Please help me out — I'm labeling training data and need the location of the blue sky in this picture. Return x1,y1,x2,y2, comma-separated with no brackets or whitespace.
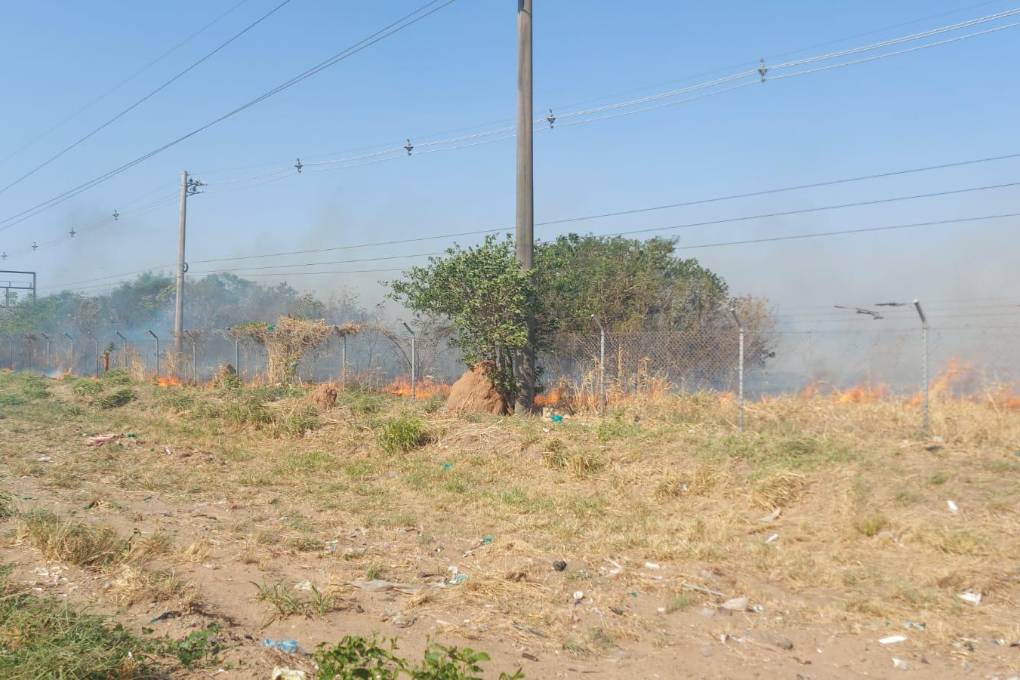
1,0,1018,329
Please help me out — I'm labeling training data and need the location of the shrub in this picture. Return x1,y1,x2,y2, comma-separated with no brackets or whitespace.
96,388,136,410
72,379,104,398
101,369,133,386
379,415,431,453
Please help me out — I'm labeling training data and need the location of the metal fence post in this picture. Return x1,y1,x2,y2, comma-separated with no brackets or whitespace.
341,335,348,387
591,315,607,414
63,333,74,374
92,337,100,377
234,336,240,375
191,336,197,383
730,307,745,432
7,336,14,370
41,333,50,370
402,322,416,400
115,331,128,369
913,299,929,434
147,330,159,376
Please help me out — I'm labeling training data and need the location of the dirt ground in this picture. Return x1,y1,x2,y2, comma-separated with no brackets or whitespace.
1,371,1018,678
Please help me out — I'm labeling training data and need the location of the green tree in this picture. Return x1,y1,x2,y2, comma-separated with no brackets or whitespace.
389,235,533,394
534,234,729,334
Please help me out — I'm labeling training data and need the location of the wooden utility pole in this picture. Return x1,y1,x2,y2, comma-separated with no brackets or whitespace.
515,0,536,413
174,170,189,360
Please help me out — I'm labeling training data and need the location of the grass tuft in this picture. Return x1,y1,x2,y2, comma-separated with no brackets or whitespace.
379,415,431,453
0,565,155,678
71,379,104,398
19,511,129,567
95,387,136,410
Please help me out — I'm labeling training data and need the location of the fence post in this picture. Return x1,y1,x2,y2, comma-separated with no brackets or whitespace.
41,333,50,370
92,337,100,377
913,299,929,434
115,331,128,369
7,336,14,370
63,333,74,374
191,337,197,383
402,322,416,400
147,330,159,376
730,307,745,432
591,315,607,414
341,335,348,387
234,337,240,375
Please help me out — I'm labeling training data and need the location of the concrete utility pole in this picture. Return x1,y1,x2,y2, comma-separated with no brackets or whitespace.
515,0,536,413
174,170,203,370
174,171,189,360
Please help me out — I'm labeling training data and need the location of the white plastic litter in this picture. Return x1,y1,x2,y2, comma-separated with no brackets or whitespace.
958,591,982,605
879,635,907,645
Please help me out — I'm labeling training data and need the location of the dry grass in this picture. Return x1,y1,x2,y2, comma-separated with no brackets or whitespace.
14,508,196,611
2,367,1019,657
17,511,130,568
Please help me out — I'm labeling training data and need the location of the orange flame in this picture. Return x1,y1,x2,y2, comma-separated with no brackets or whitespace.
534,387,566,408
385,377,451,400
833,383,888,404
155,375,182,387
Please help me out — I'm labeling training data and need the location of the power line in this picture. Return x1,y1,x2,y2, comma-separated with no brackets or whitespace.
39,209,1020,295
675,212,1019,250
0,0,256,168
0,0,295,198
196,8,1020,184
184,158,1020,265
0,0,459,233
4,3,1012,238
39,173,1020,284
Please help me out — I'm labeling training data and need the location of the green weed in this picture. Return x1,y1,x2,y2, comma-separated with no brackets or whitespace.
597,417,639,442
342,384,386,415
161,624,220,669
253,580,339,621
314,635,523,680
423,395,445,414
0,491,15,519
101,369,133,386
379,415,431,453
96,388,136,410
0,565,155,678
72,379,104,398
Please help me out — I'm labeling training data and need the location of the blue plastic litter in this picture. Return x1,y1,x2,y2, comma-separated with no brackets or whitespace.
550,414,564,423
263,639,299,653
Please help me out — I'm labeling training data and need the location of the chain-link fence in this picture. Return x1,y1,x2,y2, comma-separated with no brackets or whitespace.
3,321,1018,429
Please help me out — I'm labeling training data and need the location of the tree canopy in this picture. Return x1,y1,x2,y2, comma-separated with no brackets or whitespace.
389,235,531,392
534,234,729,334
389,233,774,397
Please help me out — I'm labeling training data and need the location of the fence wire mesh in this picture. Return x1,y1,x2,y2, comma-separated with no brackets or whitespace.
2,324,1018,413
